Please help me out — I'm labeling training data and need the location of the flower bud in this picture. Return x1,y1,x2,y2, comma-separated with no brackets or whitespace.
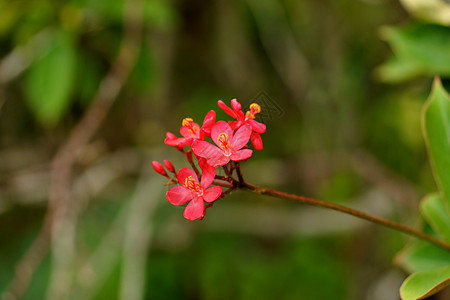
163,160,175,173
152,161,167,176
251,134,264,150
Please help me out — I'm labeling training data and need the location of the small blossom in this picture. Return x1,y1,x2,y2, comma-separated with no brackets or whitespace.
217,99,266,150
166,168,222,220
192,121,253,167
164,113,217,148
180,118,201,140
152,161,167,176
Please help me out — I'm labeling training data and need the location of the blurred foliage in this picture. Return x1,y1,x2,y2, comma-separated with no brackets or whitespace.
0,0,449,299
377,23,450,82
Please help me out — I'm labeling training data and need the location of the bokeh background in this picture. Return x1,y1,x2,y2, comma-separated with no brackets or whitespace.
0,0,443,299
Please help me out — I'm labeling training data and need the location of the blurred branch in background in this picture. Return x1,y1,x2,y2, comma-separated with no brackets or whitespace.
4,0,144,297
246,0,309,98
119,163,162,300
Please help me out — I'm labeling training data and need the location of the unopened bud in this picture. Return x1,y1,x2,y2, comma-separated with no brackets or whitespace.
152,161,167,176
163,160,175,173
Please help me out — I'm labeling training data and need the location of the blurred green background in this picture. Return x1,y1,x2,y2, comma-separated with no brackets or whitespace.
0,0,444,299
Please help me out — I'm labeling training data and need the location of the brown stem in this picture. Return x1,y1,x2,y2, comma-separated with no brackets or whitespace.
239,182,450,252
185,150,201,177
210,176,450,251
235,163,245,184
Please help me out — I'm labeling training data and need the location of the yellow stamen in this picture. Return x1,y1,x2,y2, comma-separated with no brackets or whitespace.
182,117,197,134
218,133,230,149
245,103,261,119
185,176,200,192
250,103,261,113
182,118,194,127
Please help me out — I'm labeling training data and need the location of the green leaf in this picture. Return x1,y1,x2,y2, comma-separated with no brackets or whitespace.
378,23,450,82
25,30,77,126
400,266,450,300
395,238,450,273
422,77,450,212
421,194,450,242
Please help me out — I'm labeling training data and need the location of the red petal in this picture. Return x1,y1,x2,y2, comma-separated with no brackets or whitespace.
177,168,199,186
203,186,222,202
202,110,216,128
164,136,193,147
248,119,266,133
199,158,216,189
166,186,193,205
231,99,245,120
165,132,177,140
192,140,223,158
231,99,242,111
230,149,253,161
211,121,233,149
217,100,237,118
183,197,205,220
228,121,239,130
207,154,230,167
230,124,252,150
251,133,263,150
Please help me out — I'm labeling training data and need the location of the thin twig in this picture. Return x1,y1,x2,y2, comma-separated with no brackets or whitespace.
240,182,450,252
185,150,201,177
235,163,245,184
207,170,450,252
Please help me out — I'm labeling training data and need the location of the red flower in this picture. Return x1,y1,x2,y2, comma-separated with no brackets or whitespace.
192,121,253,167
164,112,216,147
217,99,266,150
166,168,222,220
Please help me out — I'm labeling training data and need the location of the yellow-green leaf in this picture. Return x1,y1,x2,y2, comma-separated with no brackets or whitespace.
421,194,450,242
395,238,450,273
400,266,450,300
422,77,450,212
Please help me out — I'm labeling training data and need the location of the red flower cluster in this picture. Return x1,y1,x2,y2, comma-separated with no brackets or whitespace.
153,99,265,220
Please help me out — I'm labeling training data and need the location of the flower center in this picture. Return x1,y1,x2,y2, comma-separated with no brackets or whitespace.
217,133,232,155
182,118,198,134
185,176,202,195
245,103,261,120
